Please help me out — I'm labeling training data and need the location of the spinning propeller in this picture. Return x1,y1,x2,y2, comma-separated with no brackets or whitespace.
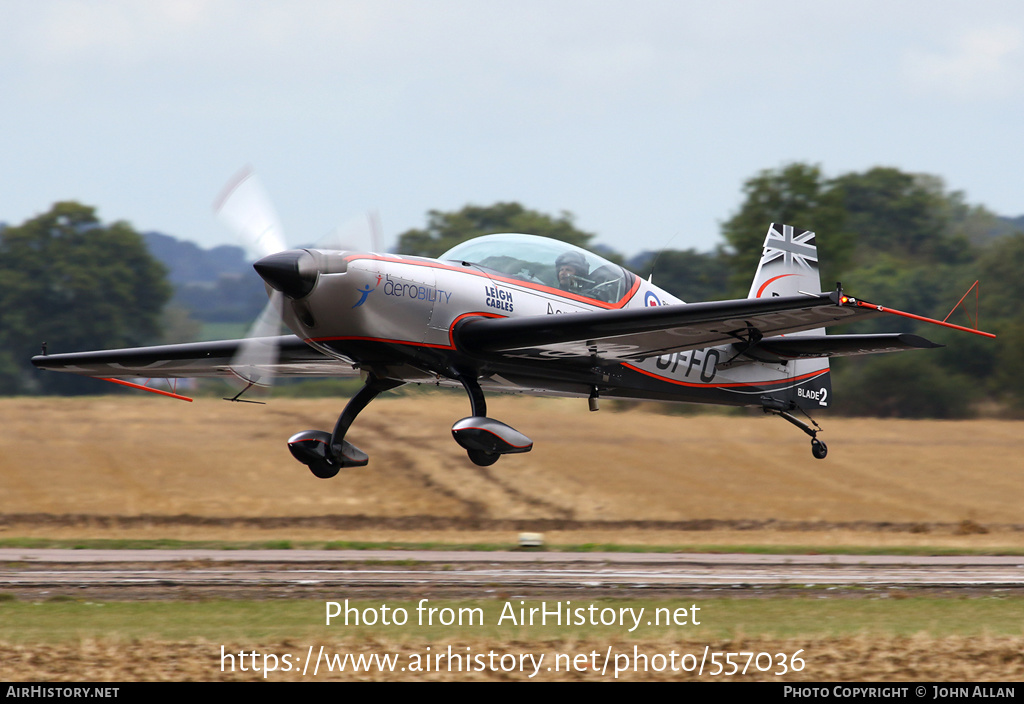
213,167,381,398
213,168,289,395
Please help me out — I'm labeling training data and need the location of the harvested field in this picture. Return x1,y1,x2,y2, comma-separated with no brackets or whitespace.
1,395,1022,548
3,635,1024,682
3,395,1024,682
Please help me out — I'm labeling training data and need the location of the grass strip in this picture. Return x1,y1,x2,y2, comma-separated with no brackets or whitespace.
2,537,1023,556
2,597,1023,643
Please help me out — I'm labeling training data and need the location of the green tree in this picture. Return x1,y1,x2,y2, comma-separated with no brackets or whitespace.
830,168,974,263
396,202,595,258
720,163,850,295
977,232,1024,323
0,202,172,394
832,354,978,419
973,233,1024,411
989,320,1024,414
632,247,731,302
721,162,1013,417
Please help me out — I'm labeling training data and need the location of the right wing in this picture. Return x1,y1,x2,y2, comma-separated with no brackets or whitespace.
453,291,883,362
453,291,993,364
31,335,361,379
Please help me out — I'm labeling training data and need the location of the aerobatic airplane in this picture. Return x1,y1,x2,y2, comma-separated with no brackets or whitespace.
31,174,995,477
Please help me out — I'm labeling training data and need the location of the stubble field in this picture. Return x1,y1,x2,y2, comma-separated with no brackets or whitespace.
3,394,1023,546
2,393,1023,681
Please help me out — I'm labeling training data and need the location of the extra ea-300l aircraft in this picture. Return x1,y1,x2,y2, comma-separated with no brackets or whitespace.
32,173,995,476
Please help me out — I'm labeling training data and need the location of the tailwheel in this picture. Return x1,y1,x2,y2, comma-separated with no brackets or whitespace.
762,397,828,460
811,438,828,460
467,449,500,467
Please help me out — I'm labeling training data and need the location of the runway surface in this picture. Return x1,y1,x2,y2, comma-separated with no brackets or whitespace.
3,549,1023,598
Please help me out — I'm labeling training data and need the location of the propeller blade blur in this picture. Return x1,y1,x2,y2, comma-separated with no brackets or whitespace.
228,290,284,388
214,166,287,259
320,210,381,252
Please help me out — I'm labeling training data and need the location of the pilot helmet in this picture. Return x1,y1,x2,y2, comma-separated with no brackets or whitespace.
555,250,589,276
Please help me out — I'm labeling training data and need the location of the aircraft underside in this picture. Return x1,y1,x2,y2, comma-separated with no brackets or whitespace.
293,337,832,473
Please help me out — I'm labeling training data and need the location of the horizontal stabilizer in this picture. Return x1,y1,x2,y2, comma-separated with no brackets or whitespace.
745,333,942,361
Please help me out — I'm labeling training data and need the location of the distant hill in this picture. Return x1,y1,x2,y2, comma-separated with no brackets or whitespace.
143,232,265,324
143,232,251,285
140,211,1024,325
1003,215,1024,233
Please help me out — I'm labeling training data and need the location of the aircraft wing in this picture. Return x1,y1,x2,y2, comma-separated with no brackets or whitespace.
453,292,988,363
31,335,360,379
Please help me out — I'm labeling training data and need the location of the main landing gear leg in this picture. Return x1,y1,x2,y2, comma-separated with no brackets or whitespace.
762,402,828,460
287,374,404,478
451,374,533,467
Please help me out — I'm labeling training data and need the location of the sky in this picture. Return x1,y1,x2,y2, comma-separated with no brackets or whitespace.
3,1,1024,259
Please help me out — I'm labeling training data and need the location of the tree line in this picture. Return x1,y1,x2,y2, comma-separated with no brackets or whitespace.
0,202,170,395
715,164,1023,417
394,165,1024,417
3,164,1021,415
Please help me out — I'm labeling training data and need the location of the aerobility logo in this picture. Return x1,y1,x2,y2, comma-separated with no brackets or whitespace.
380,274,453,305
352,274,383,308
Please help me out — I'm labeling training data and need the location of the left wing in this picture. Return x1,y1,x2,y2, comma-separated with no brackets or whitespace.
31,335,359,379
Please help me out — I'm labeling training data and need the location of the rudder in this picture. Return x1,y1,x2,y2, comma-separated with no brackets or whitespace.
748,223,831,410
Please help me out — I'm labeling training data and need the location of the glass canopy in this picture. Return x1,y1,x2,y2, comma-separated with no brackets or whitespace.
441,233,634,304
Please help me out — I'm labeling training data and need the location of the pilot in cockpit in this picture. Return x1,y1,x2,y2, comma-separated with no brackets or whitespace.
555,251,589,293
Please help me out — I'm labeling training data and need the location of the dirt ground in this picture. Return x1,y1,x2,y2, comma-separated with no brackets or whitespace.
4,635,1023,681
3,395,1023,682
2,395,1022,548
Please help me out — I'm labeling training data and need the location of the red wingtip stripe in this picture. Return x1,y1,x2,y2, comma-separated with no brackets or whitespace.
98,377,193,402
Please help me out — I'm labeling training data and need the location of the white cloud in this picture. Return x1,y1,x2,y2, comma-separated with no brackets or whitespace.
904,26,1024,100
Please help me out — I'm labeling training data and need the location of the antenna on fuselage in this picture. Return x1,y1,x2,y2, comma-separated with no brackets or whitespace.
645,230,682,285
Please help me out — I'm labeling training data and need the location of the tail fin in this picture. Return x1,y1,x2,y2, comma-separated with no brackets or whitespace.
747,223,822,299
749,224,832,410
